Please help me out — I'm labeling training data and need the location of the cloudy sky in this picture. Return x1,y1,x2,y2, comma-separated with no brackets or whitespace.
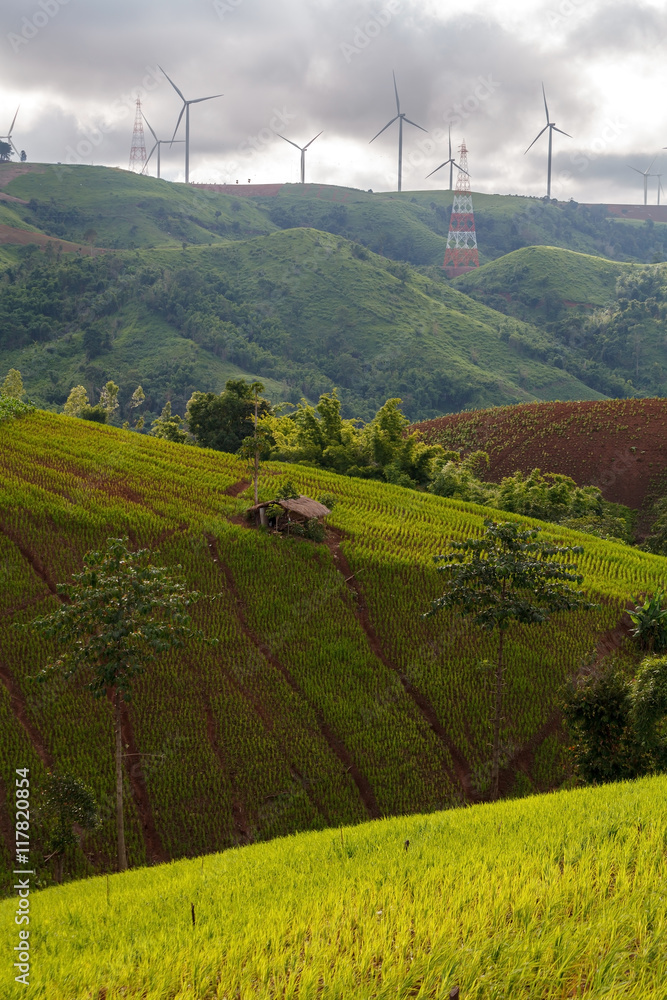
1,0,666,202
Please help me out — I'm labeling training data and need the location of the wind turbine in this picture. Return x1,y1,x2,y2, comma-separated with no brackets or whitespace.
370,71,428,193
525,84,572,199
656,174,664,206
141,113,184,180
159,66,222,183
425,125,469,189
0,107,20,158
628,157,657,206
277,131,323,184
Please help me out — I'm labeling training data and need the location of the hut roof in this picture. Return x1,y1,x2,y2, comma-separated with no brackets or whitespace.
247,494,331,518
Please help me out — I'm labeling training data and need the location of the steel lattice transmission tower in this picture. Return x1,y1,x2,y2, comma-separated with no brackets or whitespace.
442,139,479,277
128,98,147,172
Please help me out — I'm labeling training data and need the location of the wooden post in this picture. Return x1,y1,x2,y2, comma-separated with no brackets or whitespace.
259,508,268,528
449,988,460,1000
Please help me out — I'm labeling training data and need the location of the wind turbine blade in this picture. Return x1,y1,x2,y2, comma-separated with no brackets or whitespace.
159,65,186,102
277,134,302,151
143,144,157,171
552,126,572,138
525,124,549,153
452,161,470,175
448,124,452,158
647,155,657,172
189,94,223,105
142,114,158,143
541,83,550,122
170,105,186,144
304,130,323,149
8,107,19,135
392,70,400,114
425,161,449,178
369,116,399,142
628,166,645,175
403,117,428,133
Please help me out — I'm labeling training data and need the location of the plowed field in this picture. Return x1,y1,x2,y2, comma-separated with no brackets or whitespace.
414,398,667,509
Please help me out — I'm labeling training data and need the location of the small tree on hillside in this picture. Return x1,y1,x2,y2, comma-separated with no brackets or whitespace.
41,772,99,883
31,538,215,872
424,519,596,800
1,368,25,400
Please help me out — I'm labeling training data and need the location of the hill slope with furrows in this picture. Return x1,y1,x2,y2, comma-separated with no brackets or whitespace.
413,397,667,510
1,410,665,895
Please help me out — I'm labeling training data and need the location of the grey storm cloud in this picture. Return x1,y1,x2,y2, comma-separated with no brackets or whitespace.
0,0,665,198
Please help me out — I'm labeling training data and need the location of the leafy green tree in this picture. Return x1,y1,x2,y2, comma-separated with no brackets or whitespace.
186,379,272,453
99,380,120,420
31,538,214,872
629,590,667,653
129,385,146,430
425,519,595,800
41,773,99,883
562,653,667,784
63,385,89,417
0,140,12,162
150,401,188,444
1,368,24,400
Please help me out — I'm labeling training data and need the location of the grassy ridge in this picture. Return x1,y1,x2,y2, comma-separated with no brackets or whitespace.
1,411,665,898
1,774,666,998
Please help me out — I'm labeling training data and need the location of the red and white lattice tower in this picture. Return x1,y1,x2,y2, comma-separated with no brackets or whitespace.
442,139,479,277
128,97,147,172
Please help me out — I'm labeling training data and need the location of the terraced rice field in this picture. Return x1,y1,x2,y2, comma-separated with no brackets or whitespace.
0,410,664,893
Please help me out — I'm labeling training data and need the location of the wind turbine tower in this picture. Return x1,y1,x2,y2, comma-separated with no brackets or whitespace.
128,98,147,172
142,114,184,179
426,125,468,189
442,139,479,277
160,66,223,183
525,84,572,199
277,131,323,184
628,158,656,206
370,71,427,192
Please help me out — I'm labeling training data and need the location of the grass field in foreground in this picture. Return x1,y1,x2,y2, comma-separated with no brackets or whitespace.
1,774,666,999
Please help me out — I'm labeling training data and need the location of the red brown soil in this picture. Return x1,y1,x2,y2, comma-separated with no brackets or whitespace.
0,164,46,188
0,224,88,253
0,664,53,769
413,398,667,510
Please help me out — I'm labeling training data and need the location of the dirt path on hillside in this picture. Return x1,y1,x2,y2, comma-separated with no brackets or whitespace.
0,519,66,603
118,699,168,866
499,613,634,792
325,526,475,801
205,533,380,820
0,664,53,770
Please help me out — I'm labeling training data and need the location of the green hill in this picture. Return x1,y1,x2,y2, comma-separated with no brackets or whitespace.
3,164,667,266
454,246,667,397
0,228,606,423
1,774,666,998
1,410,664,899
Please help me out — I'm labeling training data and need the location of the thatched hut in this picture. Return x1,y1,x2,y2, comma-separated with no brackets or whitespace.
246,495,331,531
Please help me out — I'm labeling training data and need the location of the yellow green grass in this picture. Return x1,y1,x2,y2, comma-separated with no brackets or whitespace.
1,775,666,998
